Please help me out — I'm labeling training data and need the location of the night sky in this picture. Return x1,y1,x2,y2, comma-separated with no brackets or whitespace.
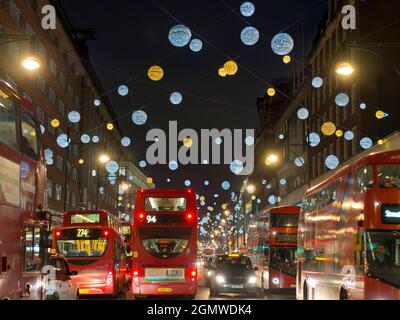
62,0,327,215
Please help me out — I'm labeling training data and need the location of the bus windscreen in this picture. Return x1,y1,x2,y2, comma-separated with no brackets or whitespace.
70,213,100,224
145,197,187,212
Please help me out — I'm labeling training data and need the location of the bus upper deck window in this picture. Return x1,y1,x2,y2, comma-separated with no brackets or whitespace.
0,90,18,150
356,166,373,192
378,166,400,189
21,110,38,160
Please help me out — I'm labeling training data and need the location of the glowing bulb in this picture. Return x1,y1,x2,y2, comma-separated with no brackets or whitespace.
107,123,114,131
283,55,291,64
22,57,40,71
51,119,60,128
267,88,276,97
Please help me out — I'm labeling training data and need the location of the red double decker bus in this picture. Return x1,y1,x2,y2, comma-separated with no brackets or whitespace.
247,206,300,292
297,150,400,300
52,210,128,297
131,189,198,299
0,79,48,300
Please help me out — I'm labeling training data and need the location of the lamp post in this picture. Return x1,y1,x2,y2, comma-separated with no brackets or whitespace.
96,153,111,210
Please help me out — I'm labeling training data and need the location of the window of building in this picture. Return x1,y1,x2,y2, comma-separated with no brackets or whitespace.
336,106,341,125
37,42,47,63
37,76,46,93
47,179,53,199
72,167,77,181
48,88,56,105
59,72,66,90
56,155,63,171
317,153,322,176
336,138,341,158
351,84,358,115
25,23,34,36
344,140,349,161
67,84,73,99
36,105,45,126
21,110,39,160
23,225,44,273
55,184,62,201
352,127,358,155
58,99,65,116
71,192,76,208
49,59,57,77
7,42,19,58
9,0,20,25
0,89,18,150
47,117,54,135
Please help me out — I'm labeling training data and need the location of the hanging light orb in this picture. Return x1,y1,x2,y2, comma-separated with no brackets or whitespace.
325,155,340,170
278,134,285,140
147,65,164,81
170,92,183,105
78,159,84,165
344,131,354,141
68,111,81,124
184,180,191,187
271,33,294,56
168,24,192,47
240,26,259,46
230,160,244,175
204,180,209,186
215,137,223,145
92,135,100,143
267,88,276,97
312,77,324,88
118,85,129,96
121,137,131,147
183,137,193,148
240,2,255,17
94,99,101,107
51,119,60,128
190,39,203,52
40,125,45,134
139,160,147,168
107,123,114,131
56,134,70,148
224,60,238,76
268,195,277,205
221,181,231,190
200,196,205,202
251,195,256,201
307,132,321,147
378,139,384,145
335,93,350,107
168,160,179,171
336,62,354,76
360,103,367,110
245,136,255,146
297,108,309,120
280,178,287,186
376,110,388,119
132,110,148,125
106,160,119,174
360,137,373,150
81,134,90,144
335,130,344,138
283,55,291,64
294,156,305,167
321,122,337,136
218,67,227,77
146,177,153,184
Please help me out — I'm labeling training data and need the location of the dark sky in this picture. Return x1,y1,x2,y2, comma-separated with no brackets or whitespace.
62,0,327,215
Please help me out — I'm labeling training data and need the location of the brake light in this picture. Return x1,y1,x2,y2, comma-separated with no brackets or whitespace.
104,230,109,236
191,270,197,277
137,212,146,222
185,212,194,221
133,270,139,277
55,231,61,237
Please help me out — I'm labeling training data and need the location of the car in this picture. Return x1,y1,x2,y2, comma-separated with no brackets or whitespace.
208,253,262,298
41,255,79,300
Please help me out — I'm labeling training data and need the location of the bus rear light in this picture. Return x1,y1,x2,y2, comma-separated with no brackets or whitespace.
55,231,61,237
185,212,195,222
137,212,146,222
133,270,139,277
104,230,109,236
107,271,113,283
190,270,197,277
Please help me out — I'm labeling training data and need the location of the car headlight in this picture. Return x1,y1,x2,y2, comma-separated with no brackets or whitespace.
207,271,212,277
248,276,257,284
272,277,280,285
216,275,226,284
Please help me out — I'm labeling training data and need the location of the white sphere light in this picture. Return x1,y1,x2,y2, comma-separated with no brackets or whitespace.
168,24,192,47
68,111,81,124
297,108,309,120
312,77,324,88
360,103,367,110
105,160,119,174
230,160,244,175
118,85,129,96
294,156,305,167
81,134,90,144
132,110,148,125
170,92,183,105
168,160,179,171
121,137,131,147
344,131,354,141
240,2,255,17
139,160,147,168
271,33,294,56
189,39,203,52
240,26,260,46
40,125,45,134
184,180,191,187
280,178,287,186
325,155,340,170
221,181,231,190
307,132,321,147
94,99,101,107
204,180,209,186
360,137,373,150
335,93,350,107
268,195,277,205
92,135,100,143
56,134,70,148
245,136,255,146
45,157,54,165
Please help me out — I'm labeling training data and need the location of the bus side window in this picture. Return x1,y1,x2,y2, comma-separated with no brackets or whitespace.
20,110,39,160
0,90,19,151
356,166,373,192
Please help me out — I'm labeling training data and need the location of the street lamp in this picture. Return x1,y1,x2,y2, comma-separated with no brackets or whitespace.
265,153,279,166
336,62,354,76
246,184,255,194
22,56,41,71
99,154,110,164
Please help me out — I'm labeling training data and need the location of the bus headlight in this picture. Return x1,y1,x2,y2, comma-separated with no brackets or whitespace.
272,277,280,285
216,275,225,284
248,276,257,284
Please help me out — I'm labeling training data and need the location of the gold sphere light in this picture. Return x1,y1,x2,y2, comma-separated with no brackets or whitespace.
199,196,205,202
148,65,164,81
51,119,60,128
107,123,114,131
378,139,384,145
321,122,337,136
223,60,238,76
267,88,276,97
335,130,344,138
283,55,291,64
183,137,193,148
78,159,84,165
218,67,227,77
251,195,256,201
375,110,388,119
146,177,153,184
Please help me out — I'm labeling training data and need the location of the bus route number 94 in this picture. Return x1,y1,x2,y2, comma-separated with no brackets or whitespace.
146,215,157,224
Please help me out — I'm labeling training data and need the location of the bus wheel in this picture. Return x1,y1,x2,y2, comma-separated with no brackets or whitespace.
303,282,308,300
340,288,348,300
76,291,80,300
